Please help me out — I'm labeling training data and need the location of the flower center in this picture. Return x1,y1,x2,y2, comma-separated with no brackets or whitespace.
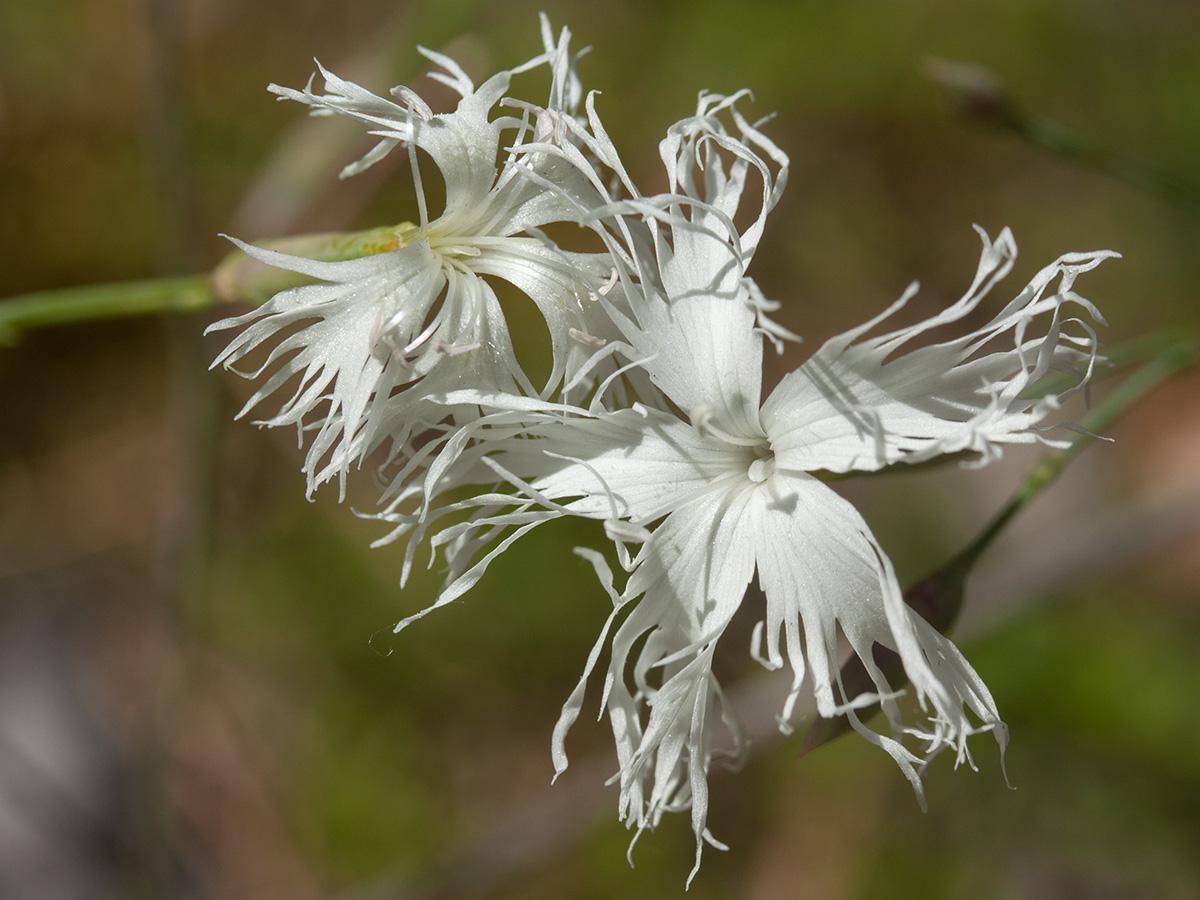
427,232,484,262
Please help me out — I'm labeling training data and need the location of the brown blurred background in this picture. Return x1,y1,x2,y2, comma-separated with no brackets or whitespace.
2,1,1199,898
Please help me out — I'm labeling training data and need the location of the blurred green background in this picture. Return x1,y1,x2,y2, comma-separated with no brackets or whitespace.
1,1,1199,898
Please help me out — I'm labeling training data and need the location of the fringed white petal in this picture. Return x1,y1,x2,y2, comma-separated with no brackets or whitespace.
658,90,789,267
505,86,796,359
268,21,580,183
514,408,751,523
612,244,767,443
468,241,633,401
208,237,542,497
762,228,1116,473
558,489,757,879
748,472,1005,769
208,240,439,495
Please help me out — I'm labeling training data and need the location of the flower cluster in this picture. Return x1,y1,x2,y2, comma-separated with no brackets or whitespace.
209,17,1113,881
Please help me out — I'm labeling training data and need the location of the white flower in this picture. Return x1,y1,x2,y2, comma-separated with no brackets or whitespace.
383,224,1112,881
207,18,629,497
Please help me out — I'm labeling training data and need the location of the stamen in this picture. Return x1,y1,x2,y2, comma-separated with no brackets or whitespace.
569,328,607,348
689,406,765,447
586,268,620,303
389,86,432,121
690,404,717,435
434,340,481,356
597,268,619,296
436,243,482,259
404,103,430,232
605,519,652,543
374,331,413,367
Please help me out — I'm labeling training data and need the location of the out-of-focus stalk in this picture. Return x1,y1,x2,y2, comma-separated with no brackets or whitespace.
925,58,1200,215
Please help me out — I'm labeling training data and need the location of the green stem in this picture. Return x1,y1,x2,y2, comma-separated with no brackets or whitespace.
1002,334,1198,521
0,223,417,346
0,276,215,345
926,59,1200,215
1014,115,1200,215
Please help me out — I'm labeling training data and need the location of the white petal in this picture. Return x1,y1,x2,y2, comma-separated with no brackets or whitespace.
591,489,758,875
508,408,750,523
615,269,766,442
658,90,789,266
269,36,552,186
209,236,541,497
747,471,1005,780
762,228,1114,473
208,241,445,496
470,241,619,394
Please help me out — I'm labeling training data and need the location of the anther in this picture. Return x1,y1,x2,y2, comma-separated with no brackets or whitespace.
569,328,607,348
